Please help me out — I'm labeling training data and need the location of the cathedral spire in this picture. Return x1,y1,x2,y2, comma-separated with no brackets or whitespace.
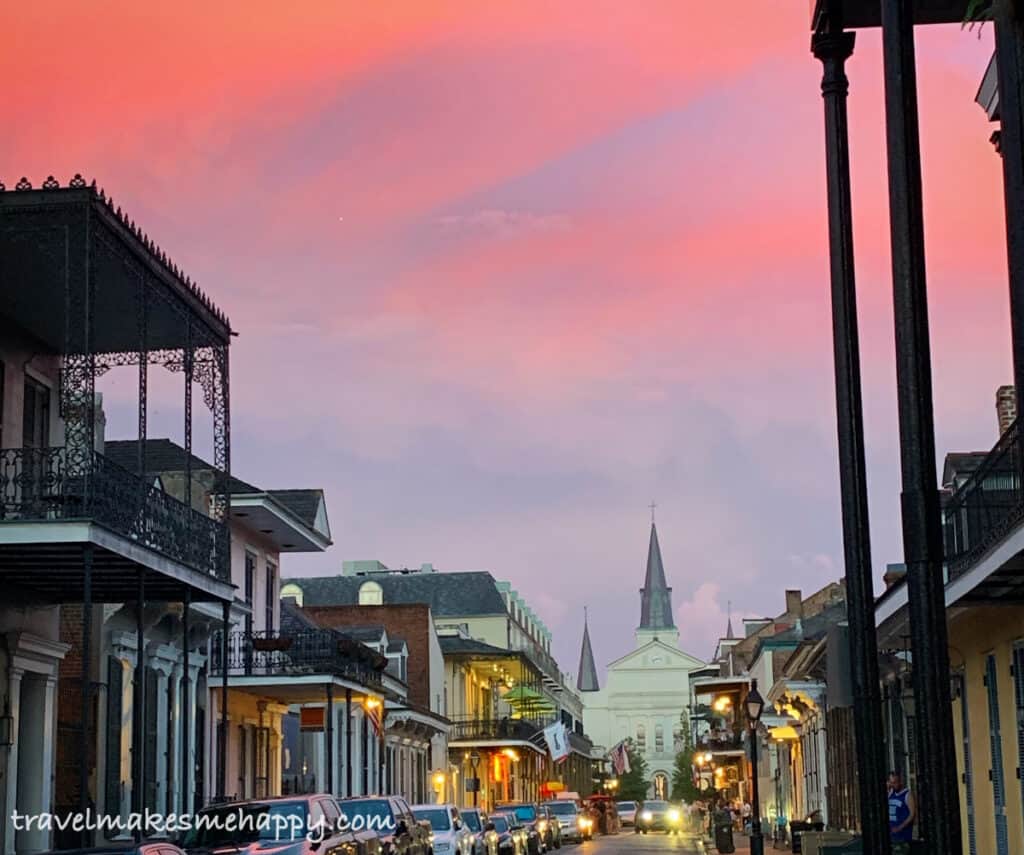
639,521,675,630
726,600,736,639
577,606,599,692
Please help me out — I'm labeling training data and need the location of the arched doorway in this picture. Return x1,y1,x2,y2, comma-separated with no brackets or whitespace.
653,771,669,799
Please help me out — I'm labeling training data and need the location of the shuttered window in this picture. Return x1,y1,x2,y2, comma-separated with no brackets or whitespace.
955,672,977,855
1012,643,1024,844
985,654,1009,855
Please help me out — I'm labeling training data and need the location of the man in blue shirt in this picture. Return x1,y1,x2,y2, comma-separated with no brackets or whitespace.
887,771,916,852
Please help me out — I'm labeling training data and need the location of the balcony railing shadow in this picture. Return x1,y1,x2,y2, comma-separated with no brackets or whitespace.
943,418,1024,582
0,445,228,580
210,629,385,689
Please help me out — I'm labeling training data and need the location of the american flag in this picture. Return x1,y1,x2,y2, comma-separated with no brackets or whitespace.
609,740,631,775
366,701,383,736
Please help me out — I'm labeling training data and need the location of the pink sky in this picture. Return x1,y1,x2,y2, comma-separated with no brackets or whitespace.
2,3,1009,677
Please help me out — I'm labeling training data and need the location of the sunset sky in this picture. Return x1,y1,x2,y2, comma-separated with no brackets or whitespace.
2,3,1008,678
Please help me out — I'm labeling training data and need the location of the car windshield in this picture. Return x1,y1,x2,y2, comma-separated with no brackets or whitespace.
491,816,510,833
182,802,308,846
414,809,452,831
544,803,577,816
509,806,536,822
462,812,482,832
617,802,636,811
645,801,670,811
339,798,397,833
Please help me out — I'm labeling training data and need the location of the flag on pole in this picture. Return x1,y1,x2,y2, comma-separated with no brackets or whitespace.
365,700,383,737
544,721,570,763
609,740,631,775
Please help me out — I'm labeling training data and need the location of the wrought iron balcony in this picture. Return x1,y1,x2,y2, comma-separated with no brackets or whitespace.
0,445,228,580
942,418,1024,582
448,715,554,743
696,731,744,753
210,629,385,689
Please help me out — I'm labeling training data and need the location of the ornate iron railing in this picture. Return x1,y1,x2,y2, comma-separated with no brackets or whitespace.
942,418,1024,582
0,446,228,580
696,731,744,753
209,629,385,689
447,715,554,742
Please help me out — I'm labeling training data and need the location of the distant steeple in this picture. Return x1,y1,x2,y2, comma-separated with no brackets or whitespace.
726,600,736,639
639,521,675,630
577,607,599,692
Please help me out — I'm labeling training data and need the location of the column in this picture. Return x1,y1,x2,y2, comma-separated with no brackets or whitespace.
149,647,175,816
811,23,890,854
880,2,961,852
171,663,184,815
993,0,1024,421
3,668,23,855
184,658,204,814
109,633,138,836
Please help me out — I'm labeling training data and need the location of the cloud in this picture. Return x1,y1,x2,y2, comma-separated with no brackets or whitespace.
435,209,572,239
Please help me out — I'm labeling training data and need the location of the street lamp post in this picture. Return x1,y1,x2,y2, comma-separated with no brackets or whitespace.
746,681,765,855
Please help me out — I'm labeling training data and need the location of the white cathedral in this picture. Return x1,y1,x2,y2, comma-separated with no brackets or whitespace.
579,521,707,799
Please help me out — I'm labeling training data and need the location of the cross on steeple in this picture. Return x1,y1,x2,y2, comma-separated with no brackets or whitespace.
649,501,657,523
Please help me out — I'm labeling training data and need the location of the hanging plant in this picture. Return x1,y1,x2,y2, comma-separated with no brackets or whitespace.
963,0,994,34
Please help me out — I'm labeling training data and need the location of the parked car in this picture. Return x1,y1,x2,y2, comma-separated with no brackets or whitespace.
486,814,527,855
338,796,431,855
412,804,474,855
635,800,682,834
181,794,360,854
541,801,592,844
42,845,186,855
615,801,637,828
536,808,561,850
458,808,493,855
496,804,545,854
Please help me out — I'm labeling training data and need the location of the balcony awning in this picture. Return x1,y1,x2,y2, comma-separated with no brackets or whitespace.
503,685,557,714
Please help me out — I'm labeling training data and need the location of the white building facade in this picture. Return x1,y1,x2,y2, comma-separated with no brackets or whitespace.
580,523,706,798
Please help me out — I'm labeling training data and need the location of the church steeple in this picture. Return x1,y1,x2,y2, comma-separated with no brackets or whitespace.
726,600,736,639
577,607,599,692
639,520,675,630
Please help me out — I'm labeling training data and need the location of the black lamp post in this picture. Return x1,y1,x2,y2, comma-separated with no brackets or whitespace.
746,680,765,855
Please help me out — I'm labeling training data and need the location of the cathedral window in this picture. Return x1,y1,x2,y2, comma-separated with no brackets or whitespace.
655,724,664,753
636,724,646,752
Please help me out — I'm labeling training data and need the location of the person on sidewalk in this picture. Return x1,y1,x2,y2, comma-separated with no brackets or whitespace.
887,771,916,853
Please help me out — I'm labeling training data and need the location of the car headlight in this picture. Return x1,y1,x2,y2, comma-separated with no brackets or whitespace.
641,811,653,822
668,809,680,823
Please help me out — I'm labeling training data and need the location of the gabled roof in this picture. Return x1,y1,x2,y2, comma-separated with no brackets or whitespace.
639,523,675,630
105,438,332,547
439,636,512,657
287,571,507,617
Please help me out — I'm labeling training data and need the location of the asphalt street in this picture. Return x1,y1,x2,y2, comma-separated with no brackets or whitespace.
567,830,709,854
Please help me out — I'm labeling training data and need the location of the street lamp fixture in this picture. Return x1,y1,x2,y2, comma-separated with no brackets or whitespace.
746,680,765,855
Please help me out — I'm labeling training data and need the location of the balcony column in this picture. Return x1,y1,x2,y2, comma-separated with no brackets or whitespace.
362,707,370,795
132,571,146,841
345,689,353,796
136,278,148,479
218,600,229,801
3,667,23,855
148,645,176,816
879,3,961,852
184,655,205,813
181,589,190,815
326,684,335,794
811,24,890,854
170,661,184,815
993,0,1024,427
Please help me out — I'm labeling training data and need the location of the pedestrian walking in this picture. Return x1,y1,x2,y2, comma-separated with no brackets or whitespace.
887,771,916,853
741,801,752,834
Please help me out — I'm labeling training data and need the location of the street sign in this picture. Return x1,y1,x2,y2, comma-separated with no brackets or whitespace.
299,707,325,732
466,777,480,792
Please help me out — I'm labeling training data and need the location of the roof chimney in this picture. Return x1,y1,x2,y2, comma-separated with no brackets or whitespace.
785,589,803,618
997,386,1017,435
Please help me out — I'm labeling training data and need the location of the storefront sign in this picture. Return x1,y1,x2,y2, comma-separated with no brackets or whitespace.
300,707,325,731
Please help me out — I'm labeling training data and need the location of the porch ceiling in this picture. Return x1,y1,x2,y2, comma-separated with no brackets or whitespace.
0,523,234,603
220,673,381,704
811,0,970,30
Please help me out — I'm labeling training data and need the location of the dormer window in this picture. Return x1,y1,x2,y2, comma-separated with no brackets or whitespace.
359,580,383,605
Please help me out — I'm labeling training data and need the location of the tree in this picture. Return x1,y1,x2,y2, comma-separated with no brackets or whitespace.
672,712,701,803
616,738,650,801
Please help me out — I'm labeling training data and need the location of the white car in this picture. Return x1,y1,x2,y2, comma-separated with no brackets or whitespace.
413,803,476,855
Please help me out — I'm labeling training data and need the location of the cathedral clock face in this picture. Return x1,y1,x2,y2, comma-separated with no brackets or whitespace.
650,654,664,665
